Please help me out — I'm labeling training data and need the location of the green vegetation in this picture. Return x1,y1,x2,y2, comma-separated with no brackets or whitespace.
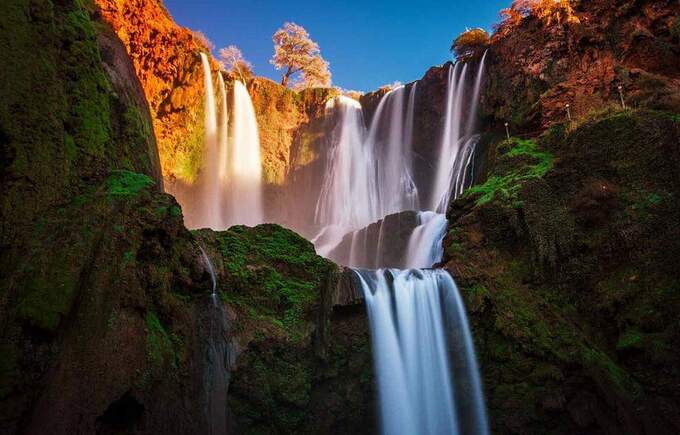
214,224,334,341
465,138,553,206
106,170,155,197
174,101,206,183
14,251,83,332
145,311,175,371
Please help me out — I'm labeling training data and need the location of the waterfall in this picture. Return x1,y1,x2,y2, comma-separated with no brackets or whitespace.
197,53,224,229
465,50,488,137
355,269,488,435
313,84,420,258
198,246,230,435
404,211,448,268
217,72,229,184
366,85,419,218
346,60,488,435
431,55,487,213
314,96,373,256
228,81,263,227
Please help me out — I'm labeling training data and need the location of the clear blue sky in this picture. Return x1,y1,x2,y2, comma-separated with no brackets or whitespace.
164,0,510,92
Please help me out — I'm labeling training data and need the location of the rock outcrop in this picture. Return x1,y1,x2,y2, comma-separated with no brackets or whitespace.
95,0,215,184
195,225,373,434
482,0,680,131
444,110,680,434
0,1,213,432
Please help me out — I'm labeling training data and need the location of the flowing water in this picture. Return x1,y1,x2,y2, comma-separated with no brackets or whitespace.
199,246,230,435
367,85,420,218
197,53,223,229
355,268,488,435
174,58,263,230
337,57,488,435
217,73,229,186
228,81,264,227
189,54,489,434
431,57,486,213
313,84,420,258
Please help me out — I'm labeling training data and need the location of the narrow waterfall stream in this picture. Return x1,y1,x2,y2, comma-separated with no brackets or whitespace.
198,53,222,229
199,246,230,435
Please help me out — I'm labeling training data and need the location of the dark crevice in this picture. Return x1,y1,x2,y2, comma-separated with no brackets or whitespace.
96,392,145,434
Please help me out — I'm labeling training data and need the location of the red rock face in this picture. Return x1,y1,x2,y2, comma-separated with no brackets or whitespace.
95,0,216,183
483,0,680,130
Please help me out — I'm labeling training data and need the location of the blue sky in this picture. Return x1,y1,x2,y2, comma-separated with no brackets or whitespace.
164,0,509,91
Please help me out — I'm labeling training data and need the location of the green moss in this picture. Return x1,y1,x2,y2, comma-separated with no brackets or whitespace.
61,7,112,158
465,138,553,206
213,224,333,341
106,308,118,330
106,170,155,197
617,329,643,350
174,101,205,183
582,348,642,400
170,205,182,218
15,256,81,332
122,250,134,264
145,311,174,371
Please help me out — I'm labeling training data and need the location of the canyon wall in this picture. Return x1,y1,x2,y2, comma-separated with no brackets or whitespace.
482,0,680,131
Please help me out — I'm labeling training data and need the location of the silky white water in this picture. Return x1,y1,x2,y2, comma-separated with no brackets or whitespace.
431,55,487,212
197,53,223,229
217,72,229,185
404,211,448,268
340,58,488,435
228,81,263,227
314,96,374,256
356,268,488,435
367,86,420,218
313,84,419,258
198,245,229,435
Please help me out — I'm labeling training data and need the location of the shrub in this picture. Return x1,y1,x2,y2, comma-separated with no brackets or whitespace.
451,28,490,60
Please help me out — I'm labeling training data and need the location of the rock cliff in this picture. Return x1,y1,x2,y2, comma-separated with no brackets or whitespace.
482,0,680,131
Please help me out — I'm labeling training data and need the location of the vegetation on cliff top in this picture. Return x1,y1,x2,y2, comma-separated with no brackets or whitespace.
207,224,336,341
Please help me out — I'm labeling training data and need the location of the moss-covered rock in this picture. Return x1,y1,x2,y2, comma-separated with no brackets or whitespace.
195,225,375,434
445,109,680,434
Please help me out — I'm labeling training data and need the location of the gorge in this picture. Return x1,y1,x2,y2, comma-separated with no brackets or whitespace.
1,0,680,434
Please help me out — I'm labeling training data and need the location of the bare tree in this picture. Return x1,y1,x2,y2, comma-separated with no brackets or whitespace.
270,22,331,89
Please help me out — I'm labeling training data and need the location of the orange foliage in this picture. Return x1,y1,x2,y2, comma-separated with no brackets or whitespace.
496,0,580,35
451,28,490,59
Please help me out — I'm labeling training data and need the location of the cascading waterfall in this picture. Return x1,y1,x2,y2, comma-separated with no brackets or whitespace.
346,57,489,435
356,268,488,435
313,96,373,256
404,211,448,268
367,85,420,218
313,84,420,259
217,72,229,185
431,54,487,212
228,81,264,227
197,53,223,229
177,57,263,231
